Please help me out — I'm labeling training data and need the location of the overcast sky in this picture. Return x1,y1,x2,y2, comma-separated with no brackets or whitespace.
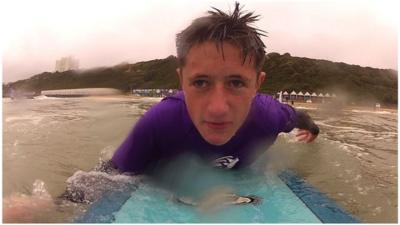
2,0,398,83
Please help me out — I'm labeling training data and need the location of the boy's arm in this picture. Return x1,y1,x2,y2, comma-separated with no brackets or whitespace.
271,98,319,143
111,103,161,173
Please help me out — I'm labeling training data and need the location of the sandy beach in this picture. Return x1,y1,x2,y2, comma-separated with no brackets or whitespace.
290,101,397,113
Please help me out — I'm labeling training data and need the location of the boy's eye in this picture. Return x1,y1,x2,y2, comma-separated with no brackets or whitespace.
229,80,245,88
193,80,209,88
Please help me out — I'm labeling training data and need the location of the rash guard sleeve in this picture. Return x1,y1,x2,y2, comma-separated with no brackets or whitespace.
111,105,161,174
276,102,298,133
255,94,297,134
295,109,320,135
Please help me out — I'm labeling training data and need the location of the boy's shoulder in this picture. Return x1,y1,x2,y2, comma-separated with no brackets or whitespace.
145,91,192,135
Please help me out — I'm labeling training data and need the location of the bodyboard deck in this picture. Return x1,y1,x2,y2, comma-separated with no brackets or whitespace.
76,170,359,223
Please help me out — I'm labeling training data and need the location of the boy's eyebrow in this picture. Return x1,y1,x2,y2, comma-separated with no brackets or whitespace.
189,73,250,82
190,73,210,79
227,74,250,82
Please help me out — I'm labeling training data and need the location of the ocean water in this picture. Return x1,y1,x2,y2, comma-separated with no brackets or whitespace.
2,96,397,222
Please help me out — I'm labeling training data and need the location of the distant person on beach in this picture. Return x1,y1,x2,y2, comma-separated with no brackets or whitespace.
111,2,319,174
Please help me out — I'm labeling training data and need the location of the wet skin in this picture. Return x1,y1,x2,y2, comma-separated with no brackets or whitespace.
177,41,266,146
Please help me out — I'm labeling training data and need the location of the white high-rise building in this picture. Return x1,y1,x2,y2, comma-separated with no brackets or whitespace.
55,56,79,72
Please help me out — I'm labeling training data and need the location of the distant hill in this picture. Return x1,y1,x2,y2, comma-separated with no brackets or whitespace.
3,53,397,105
261,53,397,105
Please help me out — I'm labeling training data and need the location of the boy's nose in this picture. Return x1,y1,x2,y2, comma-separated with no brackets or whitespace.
207,85,229,118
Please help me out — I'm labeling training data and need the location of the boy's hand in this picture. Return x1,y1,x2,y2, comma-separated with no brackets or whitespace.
296,129,317,143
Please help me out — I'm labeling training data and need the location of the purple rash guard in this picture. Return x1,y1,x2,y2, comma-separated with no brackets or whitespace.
112,91,297,174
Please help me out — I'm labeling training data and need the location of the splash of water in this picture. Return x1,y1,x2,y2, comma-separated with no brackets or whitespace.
62,170,141,204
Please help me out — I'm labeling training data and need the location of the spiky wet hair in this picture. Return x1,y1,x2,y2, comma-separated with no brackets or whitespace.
176,2,267,72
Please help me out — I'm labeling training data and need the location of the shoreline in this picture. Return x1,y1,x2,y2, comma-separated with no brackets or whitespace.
3,95,398,113
291,102,397,113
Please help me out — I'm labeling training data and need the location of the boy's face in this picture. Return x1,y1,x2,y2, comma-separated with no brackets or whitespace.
177,41,265,146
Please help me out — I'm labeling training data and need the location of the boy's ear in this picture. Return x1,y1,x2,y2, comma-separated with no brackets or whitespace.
256,72,266,89
176,68,183,84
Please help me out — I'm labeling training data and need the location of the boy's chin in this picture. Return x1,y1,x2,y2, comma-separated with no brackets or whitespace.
203,134,233,146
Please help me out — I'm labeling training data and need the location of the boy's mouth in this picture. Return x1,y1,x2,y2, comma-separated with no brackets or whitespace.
204,121,232,130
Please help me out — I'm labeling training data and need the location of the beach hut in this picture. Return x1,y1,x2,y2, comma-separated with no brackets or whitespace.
318,93,325,103
325,93,332,103
311,92,317,101
290,91,297,101
297,91,304,101
282,91,289,102
304,92,311,102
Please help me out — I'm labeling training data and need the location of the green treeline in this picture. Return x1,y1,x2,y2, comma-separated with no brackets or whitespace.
3,53,397,105
261,53,397,105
